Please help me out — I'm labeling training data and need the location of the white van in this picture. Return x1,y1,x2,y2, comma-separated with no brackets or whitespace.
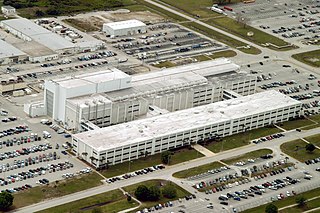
43,131,51,138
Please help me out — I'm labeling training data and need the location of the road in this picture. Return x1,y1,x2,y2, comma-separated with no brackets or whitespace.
13,127,320,213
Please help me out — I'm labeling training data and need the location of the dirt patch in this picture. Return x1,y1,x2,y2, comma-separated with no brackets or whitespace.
102,11,165,23
63,16,104,32
308,58,320,62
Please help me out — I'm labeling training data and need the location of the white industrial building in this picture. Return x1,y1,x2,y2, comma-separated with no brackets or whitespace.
38,59,257,131
0,18,76,54
72,90,302,168
1,6,16,16
102,20,147,37
0,39,28,65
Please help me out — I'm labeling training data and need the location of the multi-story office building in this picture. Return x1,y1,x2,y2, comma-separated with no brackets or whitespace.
72,90,302,168
39,58,256,132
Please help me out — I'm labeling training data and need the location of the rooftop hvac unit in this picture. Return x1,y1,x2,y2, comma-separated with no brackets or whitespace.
84,101,89,105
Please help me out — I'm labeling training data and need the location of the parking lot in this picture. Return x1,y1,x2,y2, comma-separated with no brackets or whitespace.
240,60,320,115
109,23,227,63
226,0,320,46
0,101,89,193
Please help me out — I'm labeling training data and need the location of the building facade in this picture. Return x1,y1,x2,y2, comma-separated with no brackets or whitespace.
102,20,147,37
72,90,302,168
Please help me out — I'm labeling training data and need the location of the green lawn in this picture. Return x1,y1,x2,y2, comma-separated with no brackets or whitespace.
123,179,190,210
280,197,320,213
280,117,316,130
11,173,102,209
280,139,320,162
221,149,273,165
292,50,320,67
63,18,99,32
173,161,224,179
243,187,320,213
152,61,176,68
205,126,280,153
303,115,320,130
193,50,237,62
304,134,320,147
205,17,294,49
100,148,203,178
37,189,138,213
182,21,261,55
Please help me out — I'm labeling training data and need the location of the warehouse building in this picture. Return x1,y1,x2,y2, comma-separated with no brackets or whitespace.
0,77,27,94
102,19,147,37
71,90,302,168
40,59,256,131
1,6,16,16
0,39,28,65
0,18,76,54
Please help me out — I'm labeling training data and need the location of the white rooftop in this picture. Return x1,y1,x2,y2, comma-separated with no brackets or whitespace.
104,19,146,30
74,90,301,151
0,39,26,59
51,68,130,89
68,94,111,107
1,18,75,51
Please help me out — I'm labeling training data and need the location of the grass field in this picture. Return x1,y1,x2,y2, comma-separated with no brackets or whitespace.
152,61,176,68
38,189,138,213
221,149,273,165
172,161,223,179
280,117,316,130
11,173,102,209
280,197,320,213
243,187,320,213
303,114,320,130
182,22,261,54
305,134,320,147
192,50,237,62
205,17,291,47
123,179,190,210
100,148,203,178
63,19,99,32
205,126,280,153
280,139,320,162
292,50,320,67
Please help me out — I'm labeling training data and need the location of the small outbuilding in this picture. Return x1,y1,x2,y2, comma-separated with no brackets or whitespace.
102,19,147,37
1,6,16,16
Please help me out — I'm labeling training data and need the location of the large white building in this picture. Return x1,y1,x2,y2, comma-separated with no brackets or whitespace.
102,20,147,37
0,18,76,54
72,90,302,168
39,59,256,131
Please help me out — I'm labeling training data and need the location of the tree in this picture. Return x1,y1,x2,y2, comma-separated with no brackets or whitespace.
148,185,160,201
134,185,150,201
0,192,14,210
306,143,316,153
296,196,307,208
127,195,132,202
265,203,278,213
162,184,177,199
161,151,172,165
35,10,45,17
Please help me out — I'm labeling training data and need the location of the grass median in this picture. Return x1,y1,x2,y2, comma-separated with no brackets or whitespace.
242,187,320,213
221,149,273,165
292,50,320,67
280,139,320,162
279,117,316,130
37,189,138,213
280,196,320,213
205,126,280,153
100,147,203,178
173,161,223,179
11,173,103,210
305,134,320,147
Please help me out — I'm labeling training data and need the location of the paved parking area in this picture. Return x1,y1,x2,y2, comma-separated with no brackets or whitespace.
109,23,227,63
226,0,320,46
240,60,320,115
0,99,87,192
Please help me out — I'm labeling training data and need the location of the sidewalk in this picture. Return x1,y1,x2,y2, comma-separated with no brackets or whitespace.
192,144,215,157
